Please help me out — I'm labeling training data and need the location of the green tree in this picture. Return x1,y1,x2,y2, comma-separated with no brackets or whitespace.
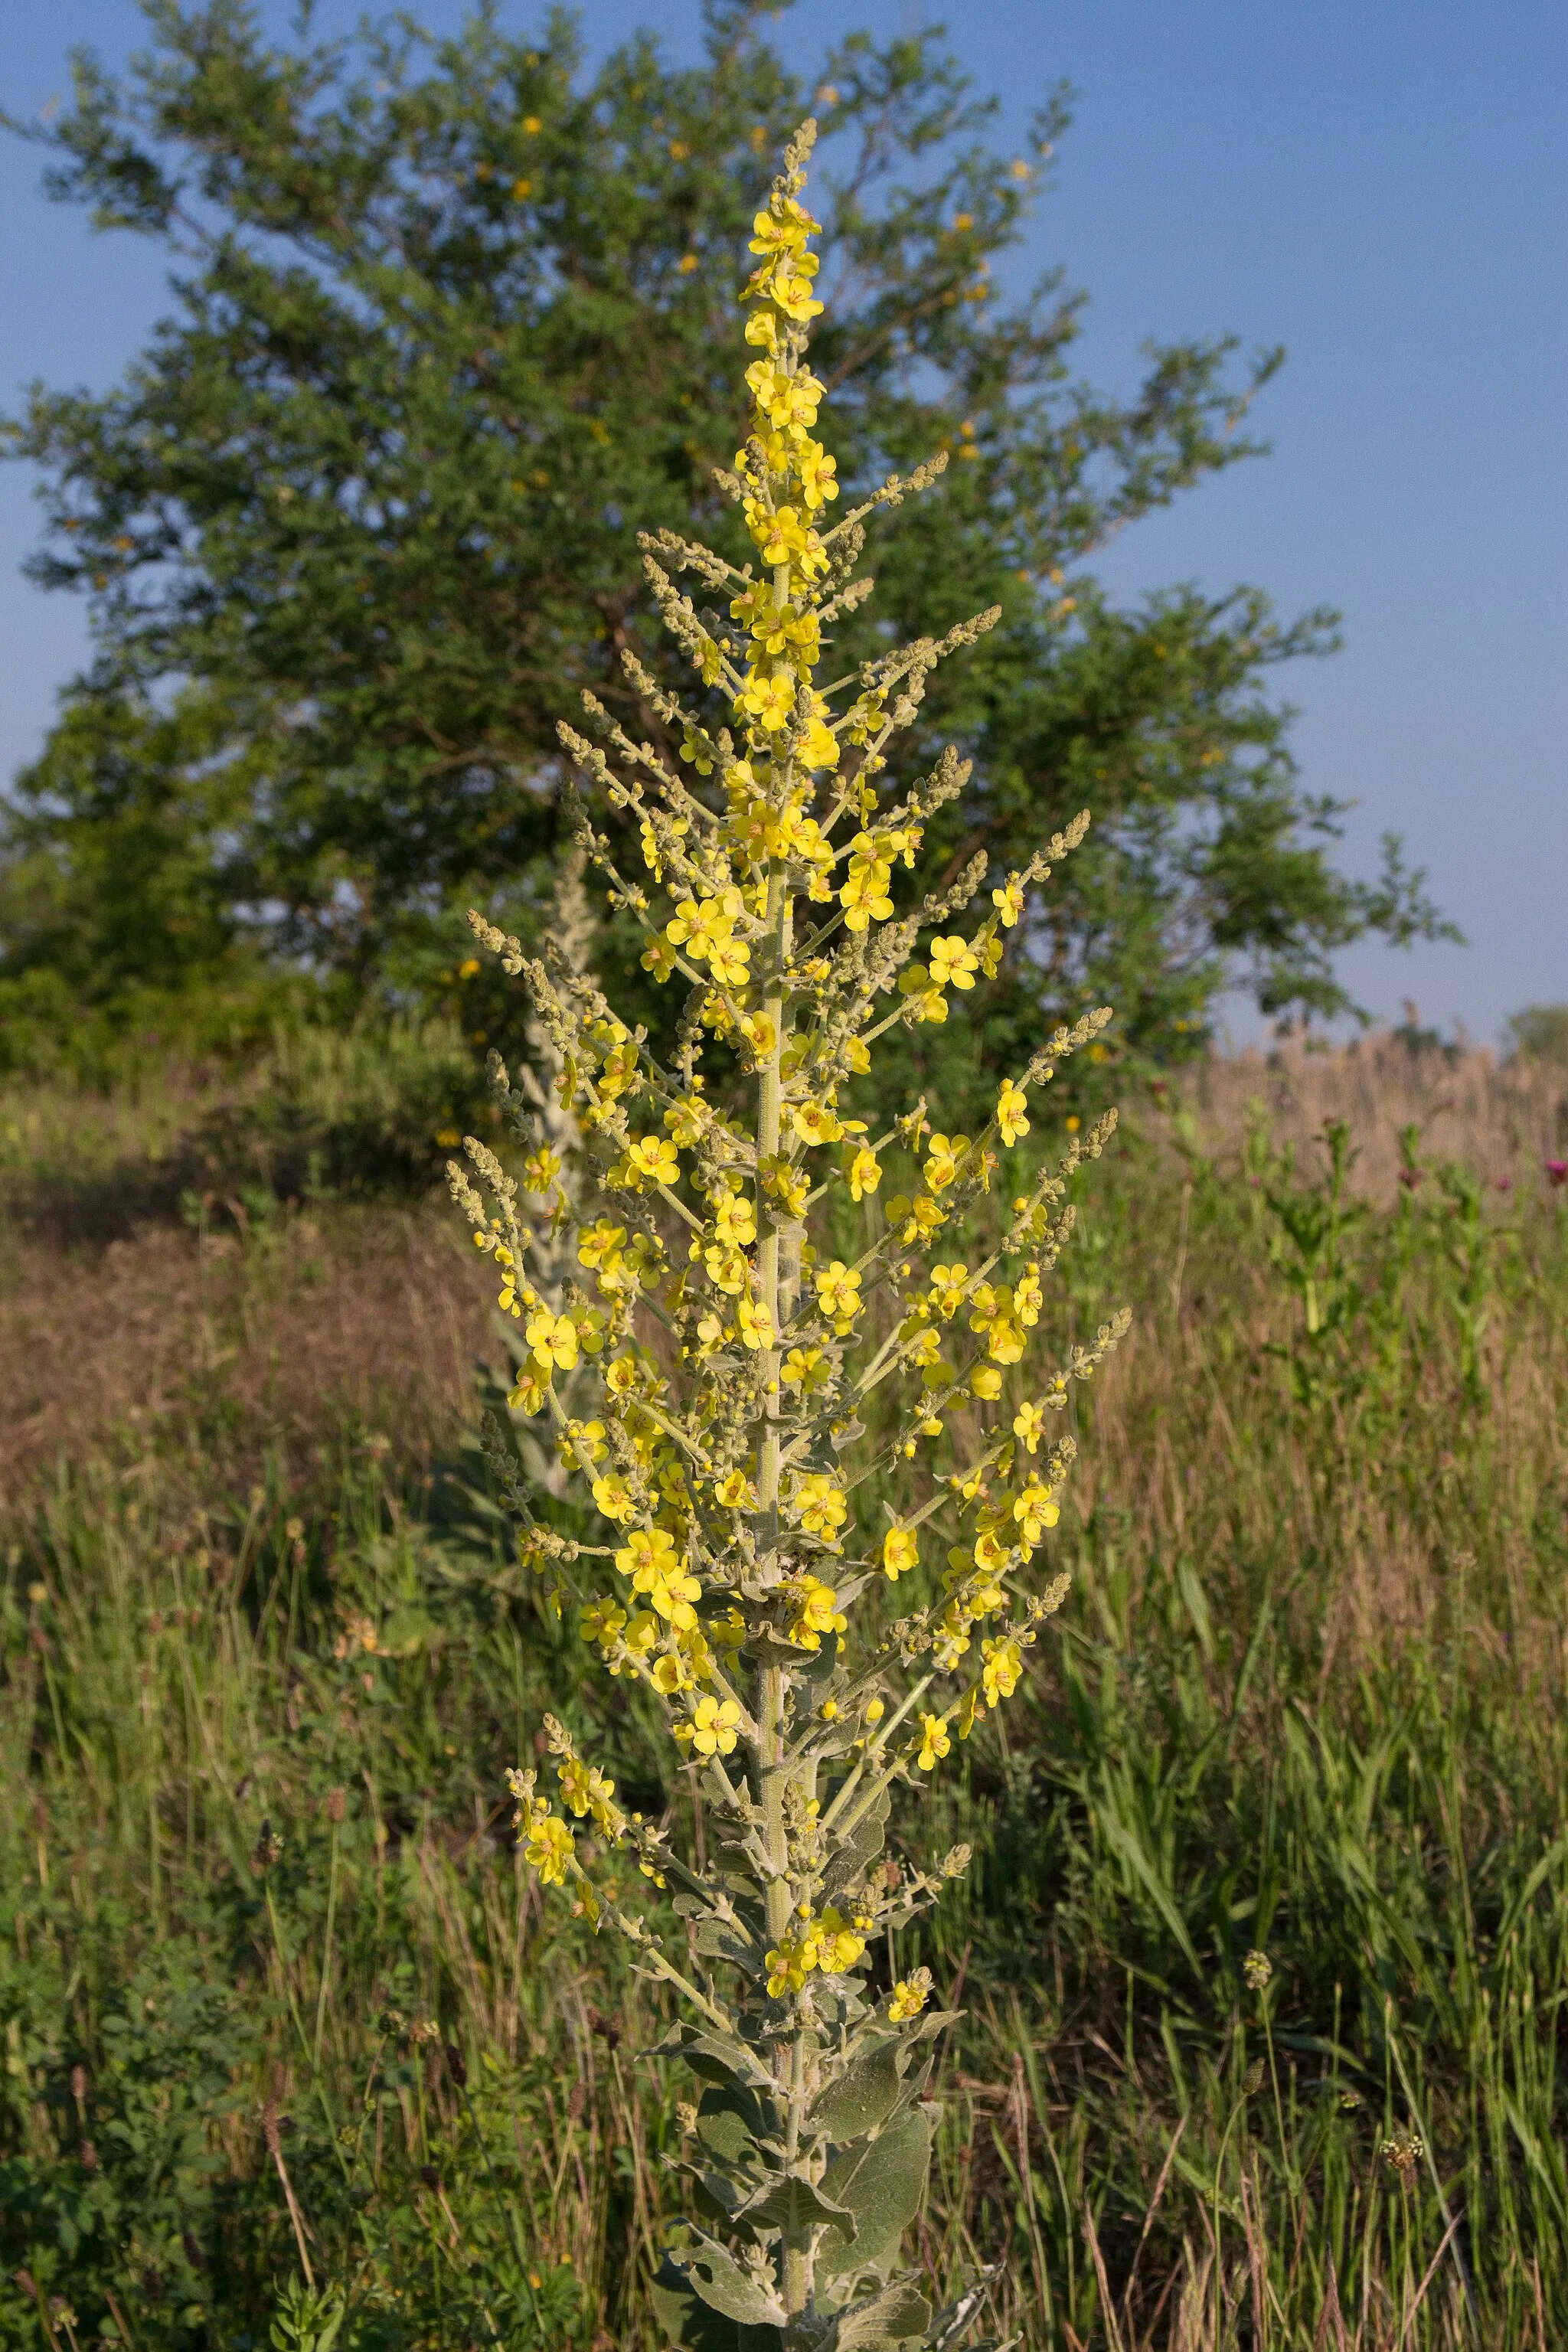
4,0,1451,1078
0,683,298,1070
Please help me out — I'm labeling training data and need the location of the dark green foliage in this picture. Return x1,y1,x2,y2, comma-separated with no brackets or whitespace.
4,1,1452,1067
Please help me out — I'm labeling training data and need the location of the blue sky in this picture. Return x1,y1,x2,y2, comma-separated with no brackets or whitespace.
3,0,1563,1044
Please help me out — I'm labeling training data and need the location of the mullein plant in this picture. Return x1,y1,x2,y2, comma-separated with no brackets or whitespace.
448,122,1129,2352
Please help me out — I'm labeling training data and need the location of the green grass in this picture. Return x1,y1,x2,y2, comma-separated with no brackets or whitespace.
2,1073,1566,2349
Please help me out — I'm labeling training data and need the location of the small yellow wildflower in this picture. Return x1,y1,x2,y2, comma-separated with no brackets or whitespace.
928,936,979,991
846,1144,882,1199
521,1805,574,1886
782,1345,830,1393
525,1308,579,1374
1013,1400,1047,1453
737,1295,775,1350
923,1134,969,1193
678,1695,743,1759
793,1473,847,1544
1013,1481,1060,1544
888,1968,934,2023
996,1080,1030,1146
591,1472,635,1524
815,1260,863,1333
881,1527,920,1581
559,1758,622,1836
785,1575,846,1650
916,1714,952,1772
624,1135,680,1190
928,1262,969,1318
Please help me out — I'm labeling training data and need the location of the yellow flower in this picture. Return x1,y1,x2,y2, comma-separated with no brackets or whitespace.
559,1758,622,1836
928,935,979,991
616,1526,703,1629
981,1637,1024,1706
792,1100,842,1146
591,1472,636,1524
707,932,752,987
785,1575,846,1649
795,441,838,510
888,1969,933,2024
560,1418,608,1468
703,1243,748,1297
712,1468,755,1510
760,1155,812,1218
887,1191,947,1245
521,1146,561,1193
710,1606,747,1650
797,708,841,772
651,1652,689,1696
916,1713,951,1772
681,1694,742,1758
521,1805,575,1886
580,1596,627,1652
525,1308,579,1373
1012,1400,1047,1453
737,1295,775,1350
992,876,1024,926
625,1134,681,1189
782,1345,829,1393
744,360,823,434
1013,1481,1060,1544
996,1080,1030,1146
579,1220,628,1272
847,1145,881,1200
793,1473,847,1544
969,1365,1003,1400
841,865,893,929
881,1527,920,1581
737,665,797,732
928,1262,969,1318
506,1367,548,1414
750,194,820,252
816,1904,870,1971
923,1134,969,1194
985,1318,1024,1367
765,1925,814,1998
814,1259,863,1333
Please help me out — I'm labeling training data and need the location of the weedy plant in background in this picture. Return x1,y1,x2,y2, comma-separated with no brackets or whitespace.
448,124,1129,2352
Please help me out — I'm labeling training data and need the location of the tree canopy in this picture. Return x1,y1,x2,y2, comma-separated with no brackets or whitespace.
2,0,1453,1082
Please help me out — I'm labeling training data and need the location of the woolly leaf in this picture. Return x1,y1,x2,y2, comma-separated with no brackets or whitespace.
818,2106,935,2281
651,2256,741,2352
697,2084,771,2170
668,2235,789,2328
743,2172,851,2236
809,2038,903,2142
831,2280,932,2348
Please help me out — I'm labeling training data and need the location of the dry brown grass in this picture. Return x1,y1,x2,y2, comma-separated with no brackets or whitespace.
1176,1033,1568,1200
0,1200,501,1513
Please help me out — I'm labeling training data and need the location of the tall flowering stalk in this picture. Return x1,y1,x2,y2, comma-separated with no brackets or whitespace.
449,122,1128,2352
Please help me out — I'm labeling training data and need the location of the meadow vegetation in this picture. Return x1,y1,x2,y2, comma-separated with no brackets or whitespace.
2,1029,1566,2350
